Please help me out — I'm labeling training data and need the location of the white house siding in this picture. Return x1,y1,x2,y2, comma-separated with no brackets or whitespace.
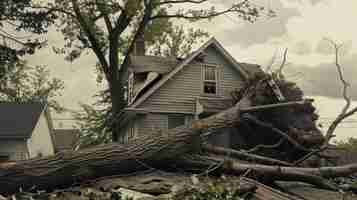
0,140,28,160
203,45,246,97
136,113,168,135
27,111,55,158
138,45,245,113
127,113,194,137
138,62,202,113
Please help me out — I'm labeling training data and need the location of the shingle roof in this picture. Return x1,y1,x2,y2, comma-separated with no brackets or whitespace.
129,55,179,74
0,102,45,139
53,129,79,152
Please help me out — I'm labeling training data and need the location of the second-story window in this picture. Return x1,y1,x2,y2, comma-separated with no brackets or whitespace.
203,65,217,94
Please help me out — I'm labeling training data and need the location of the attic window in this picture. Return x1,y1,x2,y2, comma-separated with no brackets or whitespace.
203,65,217,94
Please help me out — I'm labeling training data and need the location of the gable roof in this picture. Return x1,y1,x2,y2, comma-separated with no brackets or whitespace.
130,55,179,74
130,37,251,108
53,129,80,152
0,102,46,139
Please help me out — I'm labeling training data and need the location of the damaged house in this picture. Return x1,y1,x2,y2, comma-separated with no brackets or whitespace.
119,37,262,146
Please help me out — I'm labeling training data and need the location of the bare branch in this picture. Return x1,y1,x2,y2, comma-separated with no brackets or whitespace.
151,0,252,21
265,48,278,72
243,138,285,154
70,0,110,79
241,114,311,152
159,0,210,5
323,38,354,145
277,48,288,79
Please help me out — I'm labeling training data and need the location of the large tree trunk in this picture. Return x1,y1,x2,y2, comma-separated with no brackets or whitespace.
0,100,245,194
0,100,317,195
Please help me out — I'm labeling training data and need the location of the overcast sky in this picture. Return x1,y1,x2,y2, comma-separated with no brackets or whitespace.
25,0,357,141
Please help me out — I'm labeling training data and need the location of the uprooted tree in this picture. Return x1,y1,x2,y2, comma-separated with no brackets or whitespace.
2,71,356,195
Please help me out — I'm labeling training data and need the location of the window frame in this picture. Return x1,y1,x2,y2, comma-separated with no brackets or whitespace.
202,64,219,96
168,114,187,129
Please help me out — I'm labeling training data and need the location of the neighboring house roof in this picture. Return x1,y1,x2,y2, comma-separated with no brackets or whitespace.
53,129,79,152
0,102,46,139
130,37,253,108
129,55,179,74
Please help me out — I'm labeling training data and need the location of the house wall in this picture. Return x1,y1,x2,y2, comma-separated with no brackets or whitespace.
27,111,55,158
204,46,246,97
136,113,168,135
138,45,245,113
122,113,194,142
0,140,28,160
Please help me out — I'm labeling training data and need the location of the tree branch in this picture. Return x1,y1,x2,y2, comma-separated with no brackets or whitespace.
242,114,311,152
151,0,250,20
158,0,210,5
324,38,355,145
277,48,288,79
70,0,110,79
95,0,113,33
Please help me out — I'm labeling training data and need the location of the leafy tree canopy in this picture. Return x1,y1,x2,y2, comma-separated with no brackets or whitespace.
3,0,270,141
0,61,64,113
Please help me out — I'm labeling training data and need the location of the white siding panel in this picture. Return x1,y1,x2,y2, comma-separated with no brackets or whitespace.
27,111,55,158
204,46,245,98
139,64,202,113
136,114,167,135
138,45,245,113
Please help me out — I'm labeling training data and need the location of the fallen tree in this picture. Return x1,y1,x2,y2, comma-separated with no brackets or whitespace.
0,99,321,194
1,73,353,197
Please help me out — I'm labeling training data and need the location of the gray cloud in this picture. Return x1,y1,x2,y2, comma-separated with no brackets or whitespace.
315,39,353,55
292,40,312,55
286,0,325,5
285,54,357,100
216,0,300,47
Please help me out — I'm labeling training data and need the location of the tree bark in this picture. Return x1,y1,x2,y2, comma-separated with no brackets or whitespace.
0,100,319,195
0,99,246,194
178,155,342,191
202,144,293,166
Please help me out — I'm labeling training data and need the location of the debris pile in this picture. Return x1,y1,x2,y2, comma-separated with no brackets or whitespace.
1,73,357,200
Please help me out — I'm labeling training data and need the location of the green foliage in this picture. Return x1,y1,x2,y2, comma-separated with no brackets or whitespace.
148,24,209,58
0,61,64,113
0,0,56,33
71,102,112,148
335,137,357,150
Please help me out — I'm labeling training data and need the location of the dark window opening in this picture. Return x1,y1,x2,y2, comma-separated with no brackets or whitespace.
0,154,10,162
203,65,217,94
168,115,186,129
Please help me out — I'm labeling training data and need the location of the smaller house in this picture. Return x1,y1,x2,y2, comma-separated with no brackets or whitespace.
53,129,79,152
0,102,55,162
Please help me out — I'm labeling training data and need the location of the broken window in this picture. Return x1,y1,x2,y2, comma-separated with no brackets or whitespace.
168,115,186,129
203,65,217,94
